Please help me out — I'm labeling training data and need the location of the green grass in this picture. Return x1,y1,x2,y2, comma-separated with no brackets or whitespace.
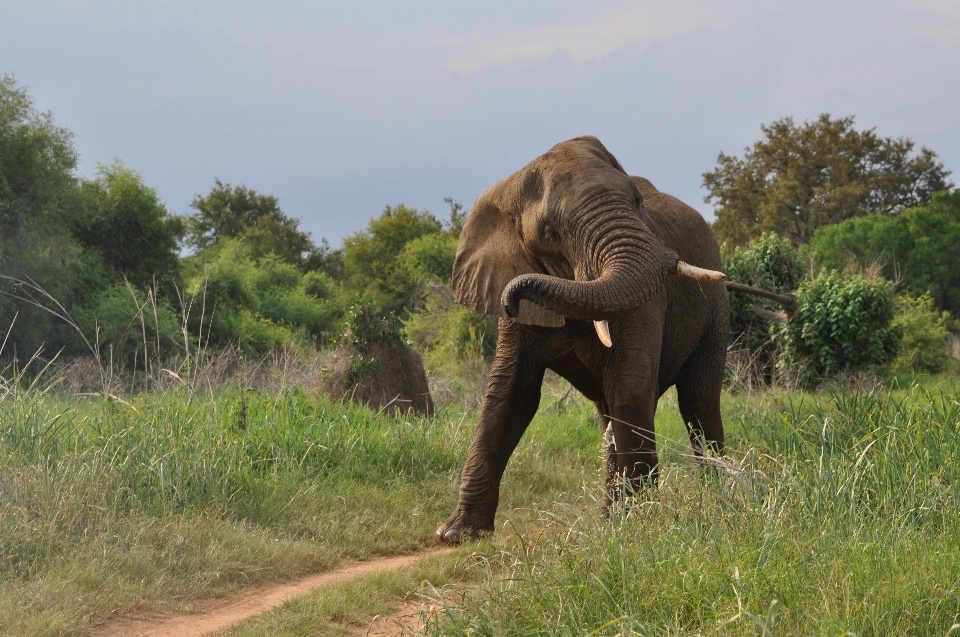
6,370,960,636
425,379,960,636
0,373,600,636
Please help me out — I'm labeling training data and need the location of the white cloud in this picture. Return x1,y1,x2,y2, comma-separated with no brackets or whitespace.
402,1,768,73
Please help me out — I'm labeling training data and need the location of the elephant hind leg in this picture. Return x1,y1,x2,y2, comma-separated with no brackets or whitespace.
674,334,726,457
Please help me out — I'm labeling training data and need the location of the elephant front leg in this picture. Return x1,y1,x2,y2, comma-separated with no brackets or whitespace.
599,333,662,504
437,329,546,543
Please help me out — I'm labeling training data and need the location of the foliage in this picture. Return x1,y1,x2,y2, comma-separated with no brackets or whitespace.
72,282,182,367
722,233,803,342
405,285,497,363
705,114,953,246
187,179,315,266
809,189,960,315
342,204,444,312
339,301,404,353
0,75,104,359
890,292,952,374
185,241,339,353
0,74,78,241
777,271,901,382
397,232,458,284
74,161,184,291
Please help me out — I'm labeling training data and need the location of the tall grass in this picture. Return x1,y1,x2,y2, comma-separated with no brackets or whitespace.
0,363,602,635
429,380,960,636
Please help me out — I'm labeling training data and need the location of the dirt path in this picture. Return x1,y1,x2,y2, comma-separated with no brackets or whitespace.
96,548,455,637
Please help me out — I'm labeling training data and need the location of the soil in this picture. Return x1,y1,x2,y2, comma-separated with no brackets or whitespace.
95,548,455,637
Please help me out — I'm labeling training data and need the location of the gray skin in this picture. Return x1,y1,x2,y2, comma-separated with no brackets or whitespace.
437,136,730,544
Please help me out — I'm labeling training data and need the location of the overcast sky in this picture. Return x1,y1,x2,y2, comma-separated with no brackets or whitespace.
2,1,958,245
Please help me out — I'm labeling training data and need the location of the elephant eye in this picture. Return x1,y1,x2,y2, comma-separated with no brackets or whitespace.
543,224,560,242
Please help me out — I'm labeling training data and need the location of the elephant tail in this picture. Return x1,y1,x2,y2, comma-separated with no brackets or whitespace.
725,281,797,319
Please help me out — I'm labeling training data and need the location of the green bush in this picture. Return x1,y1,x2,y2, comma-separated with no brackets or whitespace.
74,283,181,365
404,286,497,363
890,293,952,374
185,241,340,353
777,271,901,382
722,233,803,343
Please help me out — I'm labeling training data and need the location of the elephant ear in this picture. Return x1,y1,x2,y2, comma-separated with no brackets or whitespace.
452,185,565,328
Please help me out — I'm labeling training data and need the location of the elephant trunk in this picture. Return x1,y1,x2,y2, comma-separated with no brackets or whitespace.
502,211,677,321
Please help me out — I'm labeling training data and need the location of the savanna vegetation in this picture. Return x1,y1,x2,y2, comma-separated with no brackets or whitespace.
3,76,960,635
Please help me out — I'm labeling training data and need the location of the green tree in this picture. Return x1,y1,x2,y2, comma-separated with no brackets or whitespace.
0,75,104,360
809,189,960,315
74,161,184,291
187,180,314,266
342,204,443,312
705,114,952,246
0,75,78,241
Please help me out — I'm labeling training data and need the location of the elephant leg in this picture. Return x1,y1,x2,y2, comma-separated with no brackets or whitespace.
593,399,621,510
675,325,726,456
436,322,546,543
599,316,663,499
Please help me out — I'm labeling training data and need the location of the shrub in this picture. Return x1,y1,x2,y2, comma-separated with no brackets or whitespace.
74,283,181,366
722,233,804,342
404,285,497,407
890,293,952,374
777,271,901,383
185,240,339,353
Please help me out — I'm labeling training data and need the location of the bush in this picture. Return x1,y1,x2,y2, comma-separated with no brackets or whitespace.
404,285,497,407
722,233,803,342
777,271,901,383
721,233,803,386
185,241,340,353
890,293,952,374
74,283,181,366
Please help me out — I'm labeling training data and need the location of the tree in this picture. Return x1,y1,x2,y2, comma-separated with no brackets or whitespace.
74,161,184,291
0,75,78,241
809,189,960,315
341,204,443,312
187,180,314,266
705,114,953,246
0,75,101,360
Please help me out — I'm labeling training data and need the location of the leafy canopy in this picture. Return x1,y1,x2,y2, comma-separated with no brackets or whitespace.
809,189,960,315
341,204,444,312
0,74,78,241
705,114,952,246
74,161,184,290
187,180,314,266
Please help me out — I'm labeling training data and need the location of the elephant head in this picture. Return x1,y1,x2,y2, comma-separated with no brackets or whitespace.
452,136,723,345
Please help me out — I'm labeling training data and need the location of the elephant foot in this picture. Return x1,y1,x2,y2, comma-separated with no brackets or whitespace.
436,509,494,544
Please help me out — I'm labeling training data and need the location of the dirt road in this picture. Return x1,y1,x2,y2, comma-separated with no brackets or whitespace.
96,548,455,637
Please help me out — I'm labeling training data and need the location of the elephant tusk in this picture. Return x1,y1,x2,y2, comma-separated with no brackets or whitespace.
594,320,613,347
674,260,726,282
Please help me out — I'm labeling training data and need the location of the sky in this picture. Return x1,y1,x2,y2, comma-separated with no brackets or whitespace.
1,1,959,245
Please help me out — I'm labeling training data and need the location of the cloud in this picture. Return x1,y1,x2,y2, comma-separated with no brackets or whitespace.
399,1,768,73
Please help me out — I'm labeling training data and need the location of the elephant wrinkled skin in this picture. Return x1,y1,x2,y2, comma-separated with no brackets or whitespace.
437,136,736,544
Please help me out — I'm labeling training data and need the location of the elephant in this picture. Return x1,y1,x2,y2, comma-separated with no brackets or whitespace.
436,136,792,543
